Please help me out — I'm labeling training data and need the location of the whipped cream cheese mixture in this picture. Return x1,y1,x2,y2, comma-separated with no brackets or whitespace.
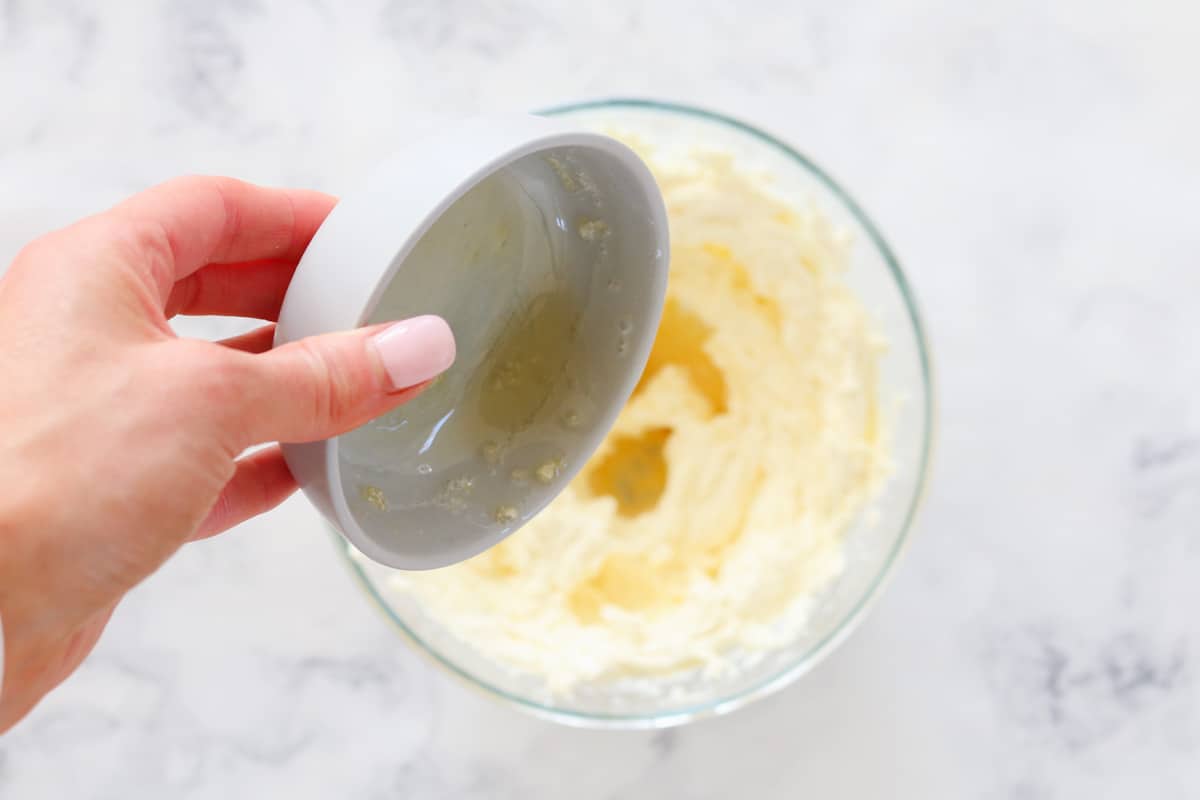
385,145,890,691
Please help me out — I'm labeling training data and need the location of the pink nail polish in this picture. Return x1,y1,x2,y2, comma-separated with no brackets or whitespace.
371,315,456,391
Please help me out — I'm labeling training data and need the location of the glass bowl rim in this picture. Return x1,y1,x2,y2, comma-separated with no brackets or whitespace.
336,97,936,729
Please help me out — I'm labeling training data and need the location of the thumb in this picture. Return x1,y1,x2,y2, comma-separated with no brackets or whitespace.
229,314,456,446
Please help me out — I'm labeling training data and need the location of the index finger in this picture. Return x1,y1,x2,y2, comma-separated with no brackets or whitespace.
105,176,336,304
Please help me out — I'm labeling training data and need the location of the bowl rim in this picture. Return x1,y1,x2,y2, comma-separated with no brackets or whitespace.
337,97,936,729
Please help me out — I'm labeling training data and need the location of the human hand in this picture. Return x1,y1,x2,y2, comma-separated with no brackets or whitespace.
0,177,456,732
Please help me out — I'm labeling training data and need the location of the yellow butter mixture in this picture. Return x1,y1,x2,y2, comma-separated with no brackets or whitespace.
388,149,889,691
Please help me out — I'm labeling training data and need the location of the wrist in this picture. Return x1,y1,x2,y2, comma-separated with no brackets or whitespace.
0,472,59,731
0,485,28,730
0,467,123,733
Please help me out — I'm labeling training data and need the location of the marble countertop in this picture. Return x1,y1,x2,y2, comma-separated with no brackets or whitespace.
3,0,1199,797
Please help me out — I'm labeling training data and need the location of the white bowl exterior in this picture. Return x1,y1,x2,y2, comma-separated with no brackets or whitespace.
274,114,669,569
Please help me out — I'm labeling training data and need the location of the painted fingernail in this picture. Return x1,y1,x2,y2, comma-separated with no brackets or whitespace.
371,315,456,391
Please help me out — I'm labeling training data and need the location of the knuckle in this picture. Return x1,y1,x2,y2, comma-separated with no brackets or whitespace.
10,226,74,272
294,339,356,432
123,217,175,275
11,233,51,268
290,340,369,438
202,487,234,535
158,344,256,446
94,215,178,295
166,271,202,317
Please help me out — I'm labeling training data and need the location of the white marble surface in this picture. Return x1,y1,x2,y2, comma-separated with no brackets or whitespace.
2,0,1200,797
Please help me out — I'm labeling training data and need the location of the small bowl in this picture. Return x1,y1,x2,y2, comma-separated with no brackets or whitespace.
276,114,668,569
339,99,934,727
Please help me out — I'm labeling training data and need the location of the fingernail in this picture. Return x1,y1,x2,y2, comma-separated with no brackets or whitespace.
371,315,456,391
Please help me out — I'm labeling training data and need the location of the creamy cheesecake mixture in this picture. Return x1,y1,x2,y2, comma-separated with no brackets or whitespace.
384,146,889,691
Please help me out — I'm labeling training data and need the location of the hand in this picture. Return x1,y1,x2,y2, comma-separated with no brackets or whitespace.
0,177,456,732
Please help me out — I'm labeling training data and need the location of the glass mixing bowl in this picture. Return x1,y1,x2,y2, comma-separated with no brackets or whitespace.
336,99,934,729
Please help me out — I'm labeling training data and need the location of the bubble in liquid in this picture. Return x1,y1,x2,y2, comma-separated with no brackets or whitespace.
494,505,519,524
617,316,633,334
417,463,433,475
480,440,501,464
561,410,582,430
577,218,609,241
617,337,629,355
607,278,622,291
359,485,388,511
